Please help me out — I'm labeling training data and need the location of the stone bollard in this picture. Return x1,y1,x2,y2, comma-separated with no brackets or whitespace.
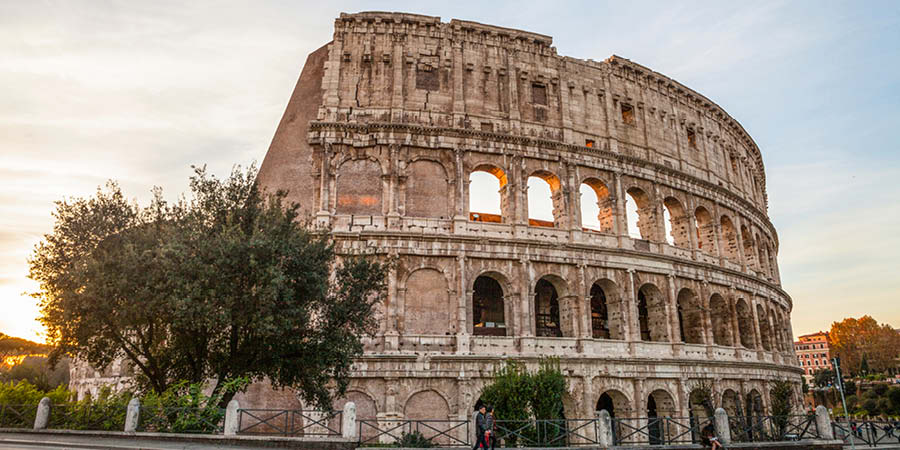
714,407,731,445
34,397,51,430
342,401,357,440
597,409,614,447
124,397,140,432
815,405,834,440
223,399,240,436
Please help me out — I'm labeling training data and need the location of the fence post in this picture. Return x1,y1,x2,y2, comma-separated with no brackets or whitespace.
223,399,240,436
124,397,140,432
815,405,834,440
714,407,731,445
342,401,357,439
33,397,50,430
597,409,614,447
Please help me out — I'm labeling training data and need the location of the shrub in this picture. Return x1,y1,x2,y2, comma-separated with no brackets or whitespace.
861,398,879,415
872,383,889,397
397,430,433,448
48,385,131,431
888,387,900,413
139,377,248,433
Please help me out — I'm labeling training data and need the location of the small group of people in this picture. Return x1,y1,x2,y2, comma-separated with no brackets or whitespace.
473,404,496,450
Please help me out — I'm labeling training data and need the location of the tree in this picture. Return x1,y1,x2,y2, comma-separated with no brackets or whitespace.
0,333,48,368
830,316,900,376
770,379,795,438
30,165,389,409
813,369,835,388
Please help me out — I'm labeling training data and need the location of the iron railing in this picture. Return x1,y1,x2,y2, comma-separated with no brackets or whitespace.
48,403,127,431
358,419,469,446
237,409,341,436
728,415,820,442
833,419,900,447
136,405,225,434
611,416,713,446
0,404,37,428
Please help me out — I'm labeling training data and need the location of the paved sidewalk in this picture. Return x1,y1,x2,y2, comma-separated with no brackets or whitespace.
0,431,350,450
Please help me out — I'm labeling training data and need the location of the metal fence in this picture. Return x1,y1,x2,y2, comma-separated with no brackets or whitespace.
833,419,900,447
728,415,820,442
611,416,713,446
236,409,341,436
0,404,37,428
136,405,225,434
358,419,470,446
48,403,127,431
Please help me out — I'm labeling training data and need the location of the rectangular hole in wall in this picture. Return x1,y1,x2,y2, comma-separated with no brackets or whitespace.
532,83,547,105
416,68,439,91
621,103,635,125
481,122,494,132
585,139,595,148
687,128,697,148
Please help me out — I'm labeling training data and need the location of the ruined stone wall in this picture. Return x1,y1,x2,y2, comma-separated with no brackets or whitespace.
74,11,802,434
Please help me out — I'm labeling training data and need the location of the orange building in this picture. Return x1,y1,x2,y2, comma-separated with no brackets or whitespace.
794,331,832,378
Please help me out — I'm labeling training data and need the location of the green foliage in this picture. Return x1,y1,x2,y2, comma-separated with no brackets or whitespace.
888,387,900,413
48,385,130,431
396,430,434,448
801,377,809,394
0,380,70,405
30,164,389,409
813,369,835,388
861,398,878,415
843,380,857,396
872,383,889,397
1,356,70,391
478,358,567,446
139,377,248,433
845,395,859,410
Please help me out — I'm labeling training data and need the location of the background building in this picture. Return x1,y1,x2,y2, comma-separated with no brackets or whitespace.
794,332,832,381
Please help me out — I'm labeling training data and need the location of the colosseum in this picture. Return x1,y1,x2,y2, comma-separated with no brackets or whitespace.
74,10,804,440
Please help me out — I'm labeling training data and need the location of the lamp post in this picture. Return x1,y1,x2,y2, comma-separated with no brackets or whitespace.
833,357,855,450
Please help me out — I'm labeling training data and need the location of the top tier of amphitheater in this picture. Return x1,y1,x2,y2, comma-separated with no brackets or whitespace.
306,12,769,211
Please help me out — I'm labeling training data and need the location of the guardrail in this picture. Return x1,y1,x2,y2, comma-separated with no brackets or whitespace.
0,404,37,428
728,415,820,443
236,409,341,436
833,419,900,447
358,419,469,446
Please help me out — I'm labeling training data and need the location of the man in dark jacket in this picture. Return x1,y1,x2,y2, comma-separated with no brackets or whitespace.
472,405,488,450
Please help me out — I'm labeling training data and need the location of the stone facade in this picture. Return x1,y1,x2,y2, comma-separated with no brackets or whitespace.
73,11,804,435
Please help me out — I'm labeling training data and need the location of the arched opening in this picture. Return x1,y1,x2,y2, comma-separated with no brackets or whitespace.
405,390,451,444
663,197,690,248
591,279,624,340
719,215,739,262
695,207,717,254
736,299,756,349
590,284,610,339
404,269,452,335
596,390,631,419
534,278,561,337
580,178,614,233
677,288,705,344
334,391,378,441
721,389,741,417
756,233,770,275
406,160,449,218
638,284,669,342
747,389,765,418
335,159,383,215
469,165,508,223
647,390,676,445
527,171,562,228
473,275,506,336
625,187,656,240
709,294,733,346
741,225,758,269
766,242,777,279
757,304,773,351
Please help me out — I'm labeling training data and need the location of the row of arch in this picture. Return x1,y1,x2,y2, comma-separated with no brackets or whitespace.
329,154,778,281
402,265,791,353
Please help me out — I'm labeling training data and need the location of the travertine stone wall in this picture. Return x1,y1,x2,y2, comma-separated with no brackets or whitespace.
74,12,802,436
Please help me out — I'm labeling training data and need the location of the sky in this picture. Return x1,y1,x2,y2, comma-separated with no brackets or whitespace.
1,0,898,342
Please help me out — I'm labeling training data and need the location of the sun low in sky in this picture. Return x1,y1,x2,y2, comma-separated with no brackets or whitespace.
2,0,899,342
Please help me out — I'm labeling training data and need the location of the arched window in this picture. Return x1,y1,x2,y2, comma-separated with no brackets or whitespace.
469,165,508,223
405,160,449,218
694,207,716,254
596,390,631,419
637,284,669,342
757,303,773,351
677,288,704,344
709,294,733,346
335,159,383,215
756,233,769,275
473,275,505,336
580,178,614,233
527,171,562,228
534,278,561,337
626,187,656,240
719,215,739,261
736,299,756,349
663,197,689,247
590,283,610,339
741,225,758,269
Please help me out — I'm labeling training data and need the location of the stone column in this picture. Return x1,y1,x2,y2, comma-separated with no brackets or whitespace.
666,273,679,344
457,253,470,354
597,409,614,447
342,401,358,440
728,287,742,350
613,171,629,247
700,280,713,346
578,263,591,340
520,258,534,337
625,269,639,344
714,407,731,444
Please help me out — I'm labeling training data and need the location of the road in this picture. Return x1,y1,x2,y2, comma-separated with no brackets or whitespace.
0,432,303,450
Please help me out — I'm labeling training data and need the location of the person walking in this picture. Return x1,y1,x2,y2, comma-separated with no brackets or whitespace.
485,406,496,450
473,405,488,450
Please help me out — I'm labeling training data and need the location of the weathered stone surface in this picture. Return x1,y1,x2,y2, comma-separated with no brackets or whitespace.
124,397,140,433
72,13,803,439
